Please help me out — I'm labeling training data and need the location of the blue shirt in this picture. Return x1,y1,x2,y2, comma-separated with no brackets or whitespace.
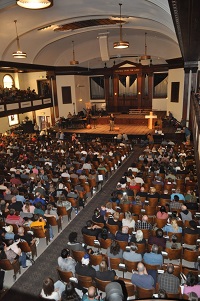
33,197,46,206
170,193,185,201
143,252,163,266
131,273,154,289
162,224,182,233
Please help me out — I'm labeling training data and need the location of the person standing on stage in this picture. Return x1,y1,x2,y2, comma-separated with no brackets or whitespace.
109,113,115,131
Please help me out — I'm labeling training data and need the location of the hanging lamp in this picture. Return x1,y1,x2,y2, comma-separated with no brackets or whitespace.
70,41,79,65
16,0,53,9
140,32,152,65
12,20,27,59
113,3,129,49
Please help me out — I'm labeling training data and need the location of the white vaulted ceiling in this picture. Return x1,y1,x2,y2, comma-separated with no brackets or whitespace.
0,0,181,68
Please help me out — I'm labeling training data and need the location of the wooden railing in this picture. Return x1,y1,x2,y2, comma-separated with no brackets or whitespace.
129,108,151,115
0,97,53,117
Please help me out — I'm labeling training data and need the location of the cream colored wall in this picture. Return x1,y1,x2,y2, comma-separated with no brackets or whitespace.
56,75,76,117
0,116,10,133
0,112,33,134
152,98,167,111
0,71,46,91
167,68,184,122
19,112,33,123
74,76,90,113
18,72,46,92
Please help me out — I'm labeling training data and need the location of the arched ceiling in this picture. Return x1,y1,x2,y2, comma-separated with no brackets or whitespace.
0,0,182,69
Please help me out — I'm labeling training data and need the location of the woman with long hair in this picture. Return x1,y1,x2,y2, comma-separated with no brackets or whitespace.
96,260,116,281
162,219,182,233
130,229,146,245
61,282,81,301
22,201,35,214
44,204,59,220
40,277,65,300
122,211,135,229
106,240,123,259
183,272,200,297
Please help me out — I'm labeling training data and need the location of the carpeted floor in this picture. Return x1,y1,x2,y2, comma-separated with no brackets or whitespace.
2,146,142,301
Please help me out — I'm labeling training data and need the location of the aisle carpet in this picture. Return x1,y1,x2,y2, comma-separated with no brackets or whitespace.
2,146,142,301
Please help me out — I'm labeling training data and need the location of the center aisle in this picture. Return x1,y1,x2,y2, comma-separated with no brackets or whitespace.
2,146,142,301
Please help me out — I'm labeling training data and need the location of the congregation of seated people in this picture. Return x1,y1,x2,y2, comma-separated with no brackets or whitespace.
0,132,130,292
0,131,200,300
53,140,200,300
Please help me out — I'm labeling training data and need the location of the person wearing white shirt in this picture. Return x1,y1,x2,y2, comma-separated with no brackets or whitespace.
122,211,135,229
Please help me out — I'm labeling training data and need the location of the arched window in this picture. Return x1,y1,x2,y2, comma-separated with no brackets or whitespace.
3,74,14,89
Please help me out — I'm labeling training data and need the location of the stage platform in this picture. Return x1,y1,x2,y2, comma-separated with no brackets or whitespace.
53,113,185,143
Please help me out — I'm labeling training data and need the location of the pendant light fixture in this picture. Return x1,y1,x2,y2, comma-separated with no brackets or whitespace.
16,0,53,9
113,3,129,49
12,20,27,59
70,41,79,65
140,32,152,65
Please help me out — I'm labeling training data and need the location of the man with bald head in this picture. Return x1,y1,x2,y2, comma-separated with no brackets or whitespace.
82,286,103,301
131,262,154,289
14,226,35,246
180,205,192,223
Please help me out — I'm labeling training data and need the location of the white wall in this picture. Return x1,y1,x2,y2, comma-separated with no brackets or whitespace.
152,98,167,111
0,116,10,134
167,68,184,122
0,112,33,134
0,71,46,92
74,76,90,114
18,72,46,92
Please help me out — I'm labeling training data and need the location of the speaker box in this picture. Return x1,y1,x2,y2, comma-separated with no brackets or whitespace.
99,35,109,61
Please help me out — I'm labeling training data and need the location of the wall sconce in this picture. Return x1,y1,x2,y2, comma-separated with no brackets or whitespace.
79,98,83,102
138,92,141,95
114,92,117,96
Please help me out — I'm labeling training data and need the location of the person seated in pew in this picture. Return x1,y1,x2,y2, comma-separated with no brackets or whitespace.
95,260,116,281
106,240,123,259
81,220,102,239
156,206,169,219
91,208,106,225
180,205,192,224
183,220,200,235
162,218,182,234
165,234,181,249
183,272,200,297
106,212,122,228
58,248,76,275
131,262,154,289
148,228,166,250
40,277,65,300
157,263,180,294
130,229,146,245
115,226,129,242
67,231,86,252
75,254,96,279
123,242,142,262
